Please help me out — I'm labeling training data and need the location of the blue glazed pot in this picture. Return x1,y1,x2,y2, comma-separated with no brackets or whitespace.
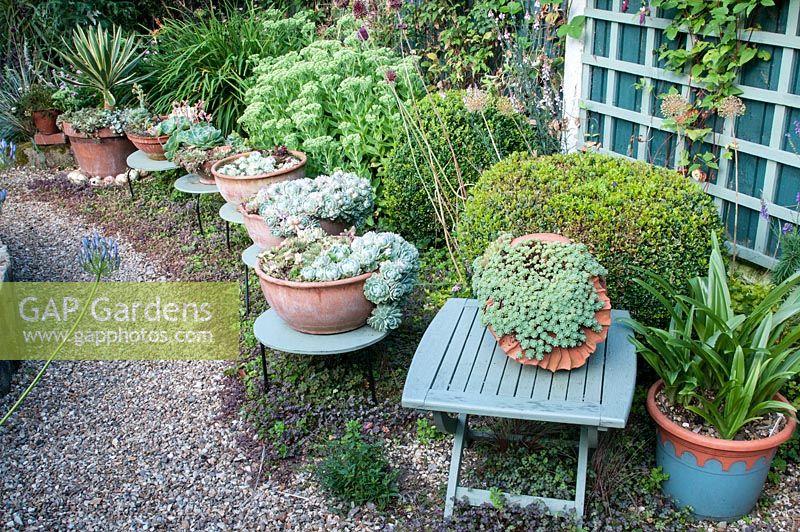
647,381,796,521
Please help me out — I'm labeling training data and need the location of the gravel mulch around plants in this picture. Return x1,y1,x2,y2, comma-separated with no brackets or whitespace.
1,167,800,531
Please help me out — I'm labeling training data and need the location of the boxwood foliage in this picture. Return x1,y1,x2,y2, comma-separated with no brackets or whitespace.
456,153,723,325
381,90,540,246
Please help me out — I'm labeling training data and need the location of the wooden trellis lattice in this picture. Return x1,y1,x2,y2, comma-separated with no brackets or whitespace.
563,0,800,268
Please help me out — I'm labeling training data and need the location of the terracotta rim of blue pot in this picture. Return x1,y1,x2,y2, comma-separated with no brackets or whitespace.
646,380,796,471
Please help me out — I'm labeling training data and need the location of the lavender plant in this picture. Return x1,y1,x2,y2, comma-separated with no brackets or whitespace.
472,234,607,361
0,232,121,426
258,228,419,332
247,171,374,238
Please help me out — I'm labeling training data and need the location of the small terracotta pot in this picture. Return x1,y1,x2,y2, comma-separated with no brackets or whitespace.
125,131,170,160
237,204,349,249
646,380,796,520
62,122,136,177
195,160,216,185
487,233,612,372
32,109,61,134
211,150,306,204
254,265,375,334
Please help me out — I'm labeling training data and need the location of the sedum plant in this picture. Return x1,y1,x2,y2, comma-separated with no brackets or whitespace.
216,148,300,177
258,228,419,332
56,108,126,135
472,234,607,361
623,233,800,440
245,171,374,237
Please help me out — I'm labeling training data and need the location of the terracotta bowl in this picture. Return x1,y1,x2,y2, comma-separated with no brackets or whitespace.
32,109,61,134
486,233,612,372
195,160,215,185
211,150,306,204
125,131,170,160
238,205,349,249
62,122,135,177
254,265,374,334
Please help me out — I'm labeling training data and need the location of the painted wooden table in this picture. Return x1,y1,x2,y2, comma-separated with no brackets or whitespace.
253,309,388,403
174,174,218,236
402,298,636,520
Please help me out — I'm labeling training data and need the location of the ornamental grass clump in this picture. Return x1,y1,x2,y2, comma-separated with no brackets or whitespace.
245,171,374,237
258,228,419,332
472,234,607,361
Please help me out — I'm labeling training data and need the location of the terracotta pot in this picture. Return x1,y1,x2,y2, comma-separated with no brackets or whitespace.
32,109,61,134
237,205,349,249
487,233,612,372
254,265,375,334
62,122,135,177
646,380,796,520
211,150,306,204
125,131,170,160
195,160,216,185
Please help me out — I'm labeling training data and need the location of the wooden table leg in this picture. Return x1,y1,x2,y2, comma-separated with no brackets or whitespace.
444,413,468,519
574,425,592,523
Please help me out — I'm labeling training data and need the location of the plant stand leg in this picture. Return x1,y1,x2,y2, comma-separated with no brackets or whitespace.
362,352,377,405
574,425,593,524
127,169,135,199
225,221,231,251
243,264,251,316
195,197,204,236
259,343,269,393
444,413,468,520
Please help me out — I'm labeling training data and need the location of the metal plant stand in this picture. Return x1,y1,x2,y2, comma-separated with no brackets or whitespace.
241,244,262,316
253,309,387,404
125,150,177,199
173,174,218,236
219,202,244,251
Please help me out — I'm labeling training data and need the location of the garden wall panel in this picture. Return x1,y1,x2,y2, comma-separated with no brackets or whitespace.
565,0,800,268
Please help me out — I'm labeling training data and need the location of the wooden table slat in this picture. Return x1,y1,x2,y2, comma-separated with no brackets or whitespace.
583,339,607,403
448,323,494,392
599,311,636,427
431,304,481,391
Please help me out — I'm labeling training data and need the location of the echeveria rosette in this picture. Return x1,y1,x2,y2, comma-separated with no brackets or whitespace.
255,171,374,237
472,234,607,361
257,229,419,332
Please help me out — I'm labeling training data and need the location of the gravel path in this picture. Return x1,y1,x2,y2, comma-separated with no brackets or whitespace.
0,170,422,531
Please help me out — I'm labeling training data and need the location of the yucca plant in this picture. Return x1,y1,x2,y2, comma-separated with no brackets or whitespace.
56,24,147,110
623,232,800,439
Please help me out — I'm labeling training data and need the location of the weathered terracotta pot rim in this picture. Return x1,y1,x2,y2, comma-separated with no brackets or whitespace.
62,122,124,139
211,150,306,181
32,108,60,114
125,131,170,143
254,263,373,290
647,380,797,452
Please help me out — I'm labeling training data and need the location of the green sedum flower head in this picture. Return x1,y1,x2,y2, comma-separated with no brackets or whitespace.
472,234,607,361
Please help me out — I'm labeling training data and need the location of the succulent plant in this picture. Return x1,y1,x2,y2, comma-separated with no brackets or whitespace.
57,108,127,135
122,106,158,136
245,171,374,237
216,150,300,177
258,228,419,331
471,234,607,361
165,122,247,172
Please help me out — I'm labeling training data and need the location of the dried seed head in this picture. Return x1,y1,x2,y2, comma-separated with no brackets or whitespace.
717,95,746,119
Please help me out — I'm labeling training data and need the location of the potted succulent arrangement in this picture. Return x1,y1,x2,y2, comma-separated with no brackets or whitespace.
19,84,62,135
55,24,147,177
211,146,306,204
165,123,247,185
255,228,419,334
472,233,612,372
240,170,374,249
125,96,211,161
623,233,800,521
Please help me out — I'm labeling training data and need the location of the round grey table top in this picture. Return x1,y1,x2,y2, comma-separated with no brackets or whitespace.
253,309,388,355
174,174,219,194
126,150,177,172
219,202,244,224
242,244,262,269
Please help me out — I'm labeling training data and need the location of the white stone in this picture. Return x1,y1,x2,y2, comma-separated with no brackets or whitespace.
115,173,128,185
67,170,87,184
89,176,102,187
129,169,139,182
102,176,115,186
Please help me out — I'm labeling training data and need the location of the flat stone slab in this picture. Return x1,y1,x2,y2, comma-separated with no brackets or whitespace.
254,309,387,355
219,202,244,224
174,174,218,194
126,150,177,172
34,132,67,145
242,244,262,269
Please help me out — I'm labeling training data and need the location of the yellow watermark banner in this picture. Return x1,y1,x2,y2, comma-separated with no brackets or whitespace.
0,282,239,360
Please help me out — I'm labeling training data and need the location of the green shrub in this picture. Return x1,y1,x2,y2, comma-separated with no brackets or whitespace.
315,420,398,510
381,90,539,246
142,5,315,135
456,153,723,324
239,37,422,180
